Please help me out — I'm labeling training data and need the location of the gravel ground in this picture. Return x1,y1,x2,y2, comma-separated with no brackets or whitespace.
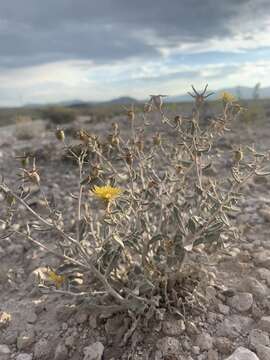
0,110,270,360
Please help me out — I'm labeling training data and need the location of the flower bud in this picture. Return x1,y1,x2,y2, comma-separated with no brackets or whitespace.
153,133,161,146
55,129,65,142
234,149,243,163
21,156,30,168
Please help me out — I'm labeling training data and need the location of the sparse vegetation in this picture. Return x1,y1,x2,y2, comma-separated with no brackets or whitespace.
0,86,270,356
42,107,76,124
239,83,266,123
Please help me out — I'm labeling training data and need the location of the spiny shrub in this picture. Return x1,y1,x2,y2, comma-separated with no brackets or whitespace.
1,86,269,333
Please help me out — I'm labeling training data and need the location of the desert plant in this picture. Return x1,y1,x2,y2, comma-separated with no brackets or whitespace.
14,116,46,140
43,107,76,124
240,83,265,123
1,86,269,339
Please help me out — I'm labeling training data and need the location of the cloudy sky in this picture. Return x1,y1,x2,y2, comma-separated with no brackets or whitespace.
0,0,270,106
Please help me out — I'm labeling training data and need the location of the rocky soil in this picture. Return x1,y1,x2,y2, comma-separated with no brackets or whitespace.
0,110,270,360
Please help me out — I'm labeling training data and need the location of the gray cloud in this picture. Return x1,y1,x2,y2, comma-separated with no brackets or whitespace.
0,0,269,68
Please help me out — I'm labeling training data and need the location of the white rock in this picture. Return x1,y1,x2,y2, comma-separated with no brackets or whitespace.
0,246,5,258
239,277,269,301
17,330,36,351
228,293,253,312
249,329,270,350
216,315,253,339
225,347,259,360
186,321,200,335
16,354,33,360
0,344,11,360
258,208,270,222
192,346,200,355
34,339,51,359
83,342,104,360
54,344,68,360
162,319,185,336
208,349,218,360
214,337,233,354
254,250,270,269
196,332,213,350
256,344,270,360
218,303,230,315
0,345,11,355
156,337,181,358
205,286,217,300
256,268,270,286
26,311,37,325
258,316,270,332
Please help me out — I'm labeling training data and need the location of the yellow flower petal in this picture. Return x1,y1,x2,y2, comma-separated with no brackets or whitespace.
92,185,122,202
219,91,235,103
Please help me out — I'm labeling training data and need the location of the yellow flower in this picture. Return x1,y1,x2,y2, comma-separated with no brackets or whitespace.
220,91,235,103
92,185,122,202
48,270,65,289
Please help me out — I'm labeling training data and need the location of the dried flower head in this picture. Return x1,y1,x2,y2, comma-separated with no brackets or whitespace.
188,84,214,107
23,168,40,185
92,185,122,202
78,129,91,144
220,91,235,103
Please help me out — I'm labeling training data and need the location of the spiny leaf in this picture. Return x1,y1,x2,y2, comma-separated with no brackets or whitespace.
112,233,125,248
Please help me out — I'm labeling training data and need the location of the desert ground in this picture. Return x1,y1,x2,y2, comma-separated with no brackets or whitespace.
0,101,270,360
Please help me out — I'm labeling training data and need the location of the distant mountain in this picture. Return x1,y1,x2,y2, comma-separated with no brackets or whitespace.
166,86,270,102
19,86,270,109
23,96,140,109
105,96,140,105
